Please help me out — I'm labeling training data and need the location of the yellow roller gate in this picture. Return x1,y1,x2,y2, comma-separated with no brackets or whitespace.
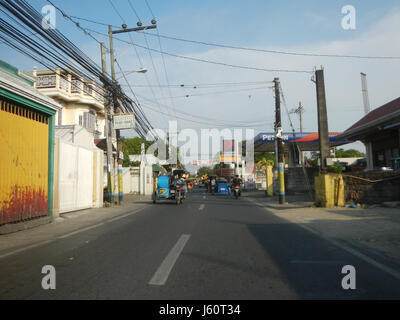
0,98,52,225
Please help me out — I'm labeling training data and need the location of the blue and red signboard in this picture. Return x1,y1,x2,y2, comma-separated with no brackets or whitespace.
257,132,347,144
223,139,235,153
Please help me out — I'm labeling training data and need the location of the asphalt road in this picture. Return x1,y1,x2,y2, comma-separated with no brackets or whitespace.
1,188,400,299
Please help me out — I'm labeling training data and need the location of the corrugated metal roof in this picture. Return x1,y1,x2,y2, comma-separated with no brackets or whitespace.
347,97,400,131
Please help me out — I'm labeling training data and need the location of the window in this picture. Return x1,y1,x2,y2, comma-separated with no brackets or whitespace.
80,111,96,133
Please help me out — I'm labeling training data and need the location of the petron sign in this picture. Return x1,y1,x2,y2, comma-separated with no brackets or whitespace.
113,114,135,130
259,132,345,143
253,132,349,152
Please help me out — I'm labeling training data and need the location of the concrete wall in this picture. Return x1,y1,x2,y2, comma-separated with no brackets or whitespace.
343,171,400,204
122,167,140,194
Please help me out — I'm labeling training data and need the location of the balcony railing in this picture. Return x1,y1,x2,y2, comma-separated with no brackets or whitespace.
36,74,56,88
36,73,104,105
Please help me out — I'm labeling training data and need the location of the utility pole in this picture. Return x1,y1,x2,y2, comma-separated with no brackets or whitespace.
315,69,330,172
108,25,120,204
108,22,157,205
100,42,114,205
360,72,371,115
296,101,304,165
297,101,304,134
274,77,285,204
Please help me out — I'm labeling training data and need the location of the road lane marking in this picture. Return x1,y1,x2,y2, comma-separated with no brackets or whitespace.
199,204,205,211
149,234,191,286
290,260,345,264
57,223,105,239
0,240,52,260
106,207,147,223
0,206,149,260
246,197,400,281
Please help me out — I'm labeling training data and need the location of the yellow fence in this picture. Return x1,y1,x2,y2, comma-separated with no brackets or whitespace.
0,99,49,224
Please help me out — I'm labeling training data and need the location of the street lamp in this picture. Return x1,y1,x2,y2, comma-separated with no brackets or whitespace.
116,67,148,80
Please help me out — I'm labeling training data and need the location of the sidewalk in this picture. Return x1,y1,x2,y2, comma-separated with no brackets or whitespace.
243,190,400,268
0,194,152,258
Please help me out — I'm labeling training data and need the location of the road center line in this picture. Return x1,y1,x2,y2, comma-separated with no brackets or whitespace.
199,204,205,211
290,260,345,264
149,234,191,286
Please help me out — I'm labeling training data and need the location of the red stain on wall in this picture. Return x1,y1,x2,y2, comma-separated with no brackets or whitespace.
0,185,47,225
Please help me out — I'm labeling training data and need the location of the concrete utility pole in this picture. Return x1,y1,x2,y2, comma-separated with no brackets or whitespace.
108,25,121,204
274,77,285,204
296,101,304,165
360,72,371,115
100,42,114,205
108,22,157,205
297,101,304,134
315,69,330,172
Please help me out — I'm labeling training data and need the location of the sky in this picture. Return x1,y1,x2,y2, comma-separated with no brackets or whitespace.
1,0,400,162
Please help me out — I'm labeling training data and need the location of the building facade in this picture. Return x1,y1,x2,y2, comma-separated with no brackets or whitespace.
32,68,107,139
338,97,400,170
0,61,61,225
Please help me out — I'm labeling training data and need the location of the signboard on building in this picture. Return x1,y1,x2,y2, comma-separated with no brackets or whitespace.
223,139,235,153
113,114,135,130
192,159,213,166
220,155,240,163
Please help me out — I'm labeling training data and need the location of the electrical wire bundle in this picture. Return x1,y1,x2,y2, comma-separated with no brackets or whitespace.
0,0,155,139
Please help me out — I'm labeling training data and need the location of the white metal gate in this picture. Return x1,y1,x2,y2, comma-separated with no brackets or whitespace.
58,140,93,213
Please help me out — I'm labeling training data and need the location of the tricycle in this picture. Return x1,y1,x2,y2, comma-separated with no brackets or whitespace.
216,178,230,195
152,175,185,205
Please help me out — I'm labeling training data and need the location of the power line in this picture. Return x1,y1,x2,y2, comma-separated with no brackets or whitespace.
127,0,178,124
168,86,271,99
104,0,170,131
135,91,274,126
85,27,313,74
119,80,273,88
68,15,400,60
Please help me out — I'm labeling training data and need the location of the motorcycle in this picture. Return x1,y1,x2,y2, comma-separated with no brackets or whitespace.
233,185,240,199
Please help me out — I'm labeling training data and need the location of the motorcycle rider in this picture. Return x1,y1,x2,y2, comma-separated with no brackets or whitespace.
210,176,217,194
231,175,242,196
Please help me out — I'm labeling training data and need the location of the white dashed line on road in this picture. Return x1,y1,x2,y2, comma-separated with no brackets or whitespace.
290,260,345,264
149,234,191,286
199,204,205,211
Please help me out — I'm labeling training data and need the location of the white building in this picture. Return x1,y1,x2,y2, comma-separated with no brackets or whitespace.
31,68,107,139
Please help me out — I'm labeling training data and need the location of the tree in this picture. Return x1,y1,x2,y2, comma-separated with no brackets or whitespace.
213,163,225,169
256,157,274,175
335,148,365,158
121,137,153,167
197,166,211,177
254,152,275,167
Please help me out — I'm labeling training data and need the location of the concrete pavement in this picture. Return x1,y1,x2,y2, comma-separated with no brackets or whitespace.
1,189,400,299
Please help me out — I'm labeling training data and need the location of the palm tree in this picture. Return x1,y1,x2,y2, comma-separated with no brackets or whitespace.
257,157,274,196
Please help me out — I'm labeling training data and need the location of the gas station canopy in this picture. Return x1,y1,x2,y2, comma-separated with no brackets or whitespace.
254,132,349,152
